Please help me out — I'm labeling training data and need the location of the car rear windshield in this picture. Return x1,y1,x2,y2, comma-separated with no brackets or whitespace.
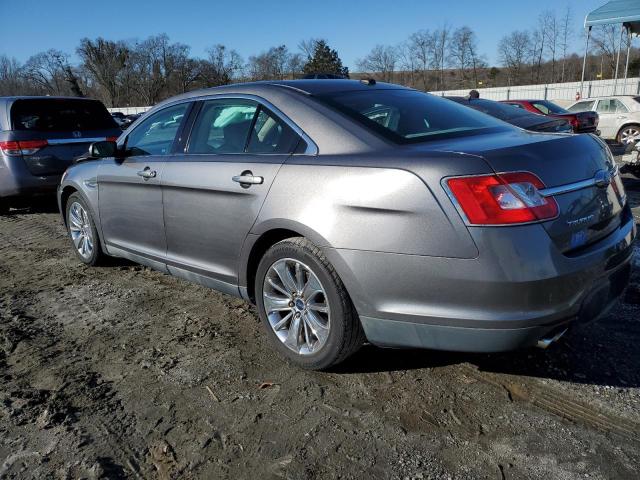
315,89,505,144
452,98,533,122
11,98,118,132
531,100,568,114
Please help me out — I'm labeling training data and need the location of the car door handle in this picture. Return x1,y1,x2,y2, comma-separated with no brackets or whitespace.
137,168,156,180
232,173,263,185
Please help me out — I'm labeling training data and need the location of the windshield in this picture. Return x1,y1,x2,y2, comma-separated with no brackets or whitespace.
11,98,118,132
315,89,506,144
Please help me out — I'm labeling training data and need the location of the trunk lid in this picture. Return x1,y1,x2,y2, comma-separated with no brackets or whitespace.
413,130,627,253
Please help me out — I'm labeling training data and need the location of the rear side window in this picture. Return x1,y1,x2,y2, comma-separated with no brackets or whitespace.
316,90,505,144
126,103,189,156
567,100,595,113
188,100,257,154
246,108,299,154
10,99,118,132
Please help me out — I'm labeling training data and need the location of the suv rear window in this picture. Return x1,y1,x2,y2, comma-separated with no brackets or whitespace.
11,98,118,132
315,89,505,144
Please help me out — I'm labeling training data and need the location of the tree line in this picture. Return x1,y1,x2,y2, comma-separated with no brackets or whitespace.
1,6,638,107
356,7,639,91
0,37,348,107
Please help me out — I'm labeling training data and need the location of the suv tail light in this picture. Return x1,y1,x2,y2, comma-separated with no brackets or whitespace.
445,172,558,225
0,139,48,156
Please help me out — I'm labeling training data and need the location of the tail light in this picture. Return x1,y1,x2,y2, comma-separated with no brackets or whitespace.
445,172,559,225
569,117,579,131
0,139,48,156
106,136,119,142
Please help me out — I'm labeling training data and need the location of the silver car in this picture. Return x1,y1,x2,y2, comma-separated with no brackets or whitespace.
568,95,640,145
58,80,636,370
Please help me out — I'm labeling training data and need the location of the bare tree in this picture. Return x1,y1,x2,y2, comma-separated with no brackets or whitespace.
0,55,24,96
498,30,531,85
431,25,451,90
205,44,243,85
542,10,559,82
559,5,573,82
408,30,433,90
449,26,483,88
77,38,128,106
357,45,398,82
23,49,82,95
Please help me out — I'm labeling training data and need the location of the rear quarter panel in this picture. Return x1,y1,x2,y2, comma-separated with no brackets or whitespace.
252,162,479,258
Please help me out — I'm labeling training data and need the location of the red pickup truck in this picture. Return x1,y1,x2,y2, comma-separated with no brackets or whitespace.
500,99,599,134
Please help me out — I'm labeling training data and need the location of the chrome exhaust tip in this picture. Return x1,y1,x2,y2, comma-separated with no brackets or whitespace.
536,328,568,349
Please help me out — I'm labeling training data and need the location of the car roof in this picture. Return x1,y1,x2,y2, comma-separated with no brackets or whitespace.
167,79,407,101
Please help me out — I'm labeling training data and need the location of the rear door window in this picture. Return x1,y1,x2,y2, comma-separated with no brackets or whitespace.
246,108,300,154
125,103,189,156
11,99,118,132
187,100,258,154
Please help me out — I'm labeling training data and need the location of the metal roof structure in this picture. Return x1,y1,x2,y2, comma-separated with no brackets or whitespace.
580,0,640,96
585,0,640,34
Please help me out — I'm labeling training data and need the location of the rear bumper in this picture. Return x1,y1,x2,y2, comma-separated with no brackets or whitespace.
324,214,636,352
0,155,60,198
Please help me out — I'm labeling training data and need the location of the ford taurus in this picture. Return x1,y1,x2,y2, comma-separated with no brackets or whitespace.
57,80,636,370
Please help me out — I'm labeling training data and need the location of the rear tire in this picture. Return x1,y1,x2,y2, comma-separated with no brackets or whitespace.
65,193,105,266
255,237,365,370
0,199,8,215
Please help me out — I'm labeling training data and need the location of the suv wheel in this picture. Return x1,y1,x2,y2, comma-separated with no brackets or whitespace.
618,124,640,145
65,193,104,266
0,199,8,215
255,237,364,370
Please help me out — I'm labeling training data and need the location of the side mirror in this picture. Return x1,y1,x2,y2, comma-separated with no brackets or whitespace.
89,140,118,159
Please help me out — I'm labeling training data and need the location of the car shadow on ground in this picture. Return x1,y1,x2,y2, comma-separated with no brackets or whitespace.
1,196,60,215
337,295,640,389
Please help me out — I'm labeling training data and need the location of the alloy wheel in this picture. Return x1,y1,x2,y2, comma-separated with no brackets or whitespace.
620,126,640,145
263,258,330,355
68,201,94,260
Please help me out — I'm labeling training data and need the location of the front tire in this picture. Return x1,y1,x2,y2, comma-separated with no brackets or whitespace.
0,198,8,215
617,124,640,146
255,237,364,370
65,193,104,266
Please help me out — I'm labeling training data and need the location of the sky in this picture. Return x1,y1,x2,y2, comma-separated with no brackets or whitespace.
0,0,611,70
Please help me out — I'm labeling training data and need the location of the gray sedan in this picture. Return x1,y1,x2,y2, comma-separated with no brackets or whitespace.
58,80,636,370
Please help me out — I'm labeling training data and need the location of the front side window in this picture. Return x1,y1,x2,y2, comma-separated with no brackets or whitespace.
568,100,595,113
126,103,189,156
246,108,299,154
188,100,257,154
316,89,506,144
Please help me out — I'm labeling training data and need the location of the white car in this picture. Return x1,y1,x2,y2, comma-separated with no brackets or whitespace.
567,95,640,145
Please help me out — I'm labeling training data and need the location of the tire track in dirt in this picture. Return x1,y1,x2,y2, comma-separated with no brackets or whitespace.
459,363,640,443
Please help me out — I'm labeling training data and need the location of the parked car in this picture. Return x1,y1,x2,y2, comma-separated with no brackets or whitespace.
0,96,121,213
58,80,635,369
500,99,599,134
567,96,640,145
446,97,574,133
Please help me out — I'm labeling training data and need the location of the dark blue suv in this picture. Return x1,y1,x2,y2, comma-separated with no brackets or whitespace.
0,97,121,213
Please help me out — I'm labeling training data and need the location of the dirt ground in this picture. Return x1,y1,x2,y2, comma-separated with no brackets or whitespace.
1,176,639,480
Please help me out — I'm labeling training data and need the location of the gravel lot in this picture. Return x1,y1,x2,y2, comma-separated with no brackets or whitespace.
0,176,639,479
